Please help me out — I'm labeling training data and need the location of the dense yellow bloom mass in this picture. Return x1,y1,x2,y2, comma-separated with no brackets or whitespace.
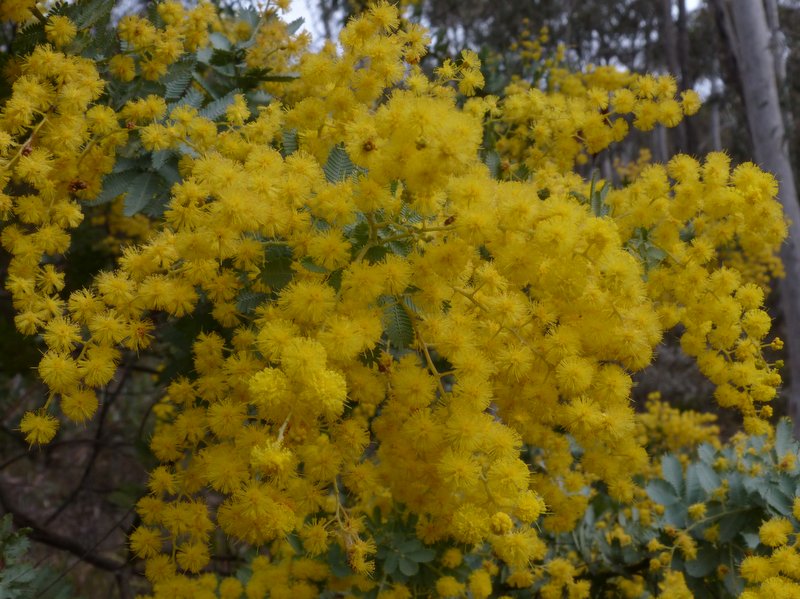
0,0,790,597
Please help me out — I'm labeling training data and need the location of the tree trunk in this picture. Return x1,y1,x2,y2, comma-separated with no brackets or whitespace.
728,0,800,435
709,0,746,114
763,0,787,86
676,0,696,153
709,60,723,152
764,0,796,174
660,0,686,154
654,126,670,164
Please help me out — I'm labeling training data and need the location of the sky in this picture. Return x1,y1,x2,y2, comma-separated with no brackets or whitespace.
281,0,325,43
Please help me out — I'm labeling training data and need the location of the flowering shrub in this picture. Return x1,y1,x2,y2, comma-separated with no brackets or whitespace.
0,1,793,597
554,414,800,599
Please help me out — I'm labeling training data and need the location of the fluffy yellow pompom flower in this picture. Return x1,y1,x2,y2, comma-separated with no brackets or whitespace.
0,1,788,594
740,556,775,583
468,569,492,599
176,541,210,573
490,512,514,535
45,16,77,47
450,504,490,544
759,517,793,547
61,388,99,423
680,90,702,116
0,0,38,22
441,548,462,568
299,520,330,556
19,411,59,445
515,491,546,523
42,316,82,352
555,356,595,396
438,449,481,491
109,54,136,82
129,526,163,559
657,570,694,599
38,351,80,393
436,576,465,598
346,537,377,576
687,502,707,521
250,441,294,478
218,578,244,599
491,529,547,568
279,280,337,326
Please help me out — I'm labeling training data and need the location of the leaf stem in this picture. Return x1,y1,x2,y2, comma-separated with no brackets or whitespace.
29,5,48,24
401,301,448,398
192,73,219,100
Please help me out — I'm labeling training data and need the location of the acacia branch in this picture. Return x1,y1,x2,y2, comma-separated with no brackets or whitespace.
44,363,132,525
0,480,126,572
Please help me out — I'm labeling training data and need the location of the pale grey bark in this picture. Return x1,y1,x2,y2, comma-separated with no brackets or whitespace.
764,0,788,86
654,126,670,164
661,0,686,154
726,0,800,434
676,0,695,152
764,0,795,165
709,65,723,152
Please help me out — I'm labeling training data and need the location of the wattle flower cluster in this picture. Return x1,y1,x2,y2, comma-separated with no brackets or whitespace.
0,1,788,597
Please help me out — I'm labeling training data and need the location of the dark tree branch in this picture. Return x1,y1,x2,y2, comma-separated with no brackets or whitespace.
44,363,132,525
0,479,126,572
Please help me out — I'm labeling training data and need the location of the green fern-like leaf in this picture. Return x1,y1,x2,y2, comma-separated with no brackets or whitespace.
169,87,204,112
323,145,358,183
236,290,267,315
87,170,142,206
67,0,115,29
199,88,242,121
384,302,415,349
123,171,162,216
163,59,197,100
282,129,298,157
484,150,501,179
260,245,294,292
10,21,45,55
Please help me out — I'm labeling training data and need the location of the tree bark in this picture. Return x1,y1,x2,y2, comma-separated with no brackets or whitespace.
710,0,746,112
709,60,723,152
660,0,686,154
763,0,796,173
763,0,787,86
676,0,696,153
727,0,800,435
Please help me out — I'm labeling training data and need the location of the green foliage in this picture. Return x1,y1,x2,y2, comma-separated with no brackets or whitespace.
626,227,668,273
323,146,361,183
281,128,299,157
550,419,800,597
383,297,415,349
254,421,800,597
568,173,612,217
370,514,438,587
194,13,298,101
86,8,298,219
198,88,243,121
0,515,76,599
